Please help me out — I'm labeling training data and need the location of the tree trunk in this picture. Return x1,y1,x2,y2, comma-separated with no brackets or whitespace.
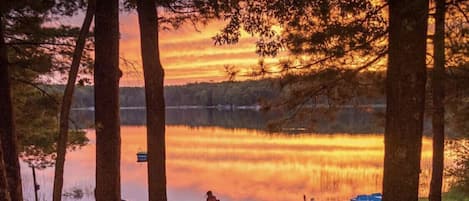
383,1,429,201
94,0,121,200
0,141,10,201
0,13,23,201
429,0,445,200
0,14,12,201
52,1,95,201
136,1,167,201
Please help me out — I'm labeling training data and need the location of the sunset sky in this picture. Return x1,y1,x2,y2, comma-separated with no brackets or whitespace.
58,4,391,87
56,10,280,86
116,12,280,86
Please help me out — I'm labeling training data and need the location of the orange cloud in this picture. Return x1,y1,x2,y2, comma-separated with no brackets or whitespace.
119,14,272,86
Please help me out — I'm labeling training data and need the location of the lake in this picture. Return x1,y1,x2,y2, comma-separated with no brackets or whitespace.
20,109,452,201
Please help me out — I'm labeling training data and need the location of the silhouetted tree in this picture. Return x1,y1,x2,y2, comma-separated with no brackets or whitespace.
53,0,95,200
429,0,446,200
94,0,121,200
136,0,167,200
0,7,12,201
0,4,22,200
382,1,429,201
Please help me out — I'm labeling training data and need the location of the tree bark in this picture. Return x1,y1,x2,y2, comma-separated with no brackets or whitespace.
0,13,12,201
52,1,95,201
94,0,121,200
0,12,23,201
429,0,445,200
136,1,167,201
383,1,429,201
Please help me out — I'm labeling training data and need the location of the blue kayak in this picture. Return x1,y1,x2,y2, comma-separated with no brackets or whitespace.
136,152,147,162
350,193,382,201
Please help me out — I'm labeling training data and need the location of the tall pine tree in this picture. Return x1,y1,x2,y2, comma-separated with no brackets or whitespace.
94,0,121,200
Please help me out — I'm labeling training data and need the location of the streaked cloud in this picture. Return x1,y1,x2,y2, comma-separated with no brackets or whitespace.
119,13,272,86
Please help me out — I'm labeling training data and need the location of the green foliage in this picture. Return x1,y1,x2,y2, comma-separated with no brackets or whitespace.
443,187,469,201
12,84,88,169
2,0,92,169
4,0,94,86
419,188,469,201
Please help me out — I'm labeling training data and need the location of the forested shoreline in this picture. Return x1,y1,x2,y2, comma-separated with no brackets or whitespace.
48,68,465,110
66,79,283,107
51,77,387,108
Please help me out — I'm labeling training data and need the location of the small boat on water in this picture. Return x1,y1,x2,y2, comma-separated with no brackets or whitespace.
136,152,147,162
350,193,382,201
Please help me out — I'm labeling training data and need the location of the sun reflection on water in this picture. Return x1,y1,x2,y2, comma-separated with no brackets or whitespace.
21,126,450,201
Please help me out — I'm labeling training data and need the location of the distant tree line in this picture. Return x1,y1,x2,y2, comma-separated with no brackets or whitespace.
57,76,388,108
55,79,284,107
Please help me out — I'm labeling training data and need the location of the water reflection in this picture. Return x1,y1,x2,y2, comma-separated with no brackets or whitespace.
21,126,447,201
70,108,384,133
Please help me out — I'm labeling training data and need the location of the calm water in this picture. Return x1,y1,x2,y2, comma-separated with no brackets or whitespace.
20,109,452,201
